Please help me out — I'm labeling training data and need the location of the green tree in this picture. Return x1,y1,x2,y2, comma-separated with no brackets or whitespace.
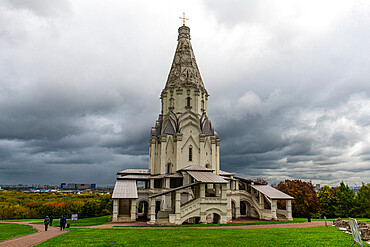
353,183,370,218
318,185,339,218
337,182,355,217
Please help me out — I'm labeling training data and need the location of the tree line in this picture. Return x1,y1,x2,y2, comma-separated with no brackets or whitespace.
277,180,369,218
0,191,113,220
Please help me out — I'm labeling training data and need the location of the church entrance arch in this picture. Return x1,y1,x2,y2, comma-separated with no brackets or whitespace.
206,212,221,224
240,201,247,216
137,200,149,220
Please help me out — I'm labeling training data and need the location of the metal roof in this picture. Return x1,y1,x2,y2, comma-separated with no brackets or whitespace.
149,182,199,198
187,171,228,184
118,174,151,180
219,170,235,176
117,169,150,175
166,173,183,178
112,180,138,199
180,164,214,172
251,185,294,200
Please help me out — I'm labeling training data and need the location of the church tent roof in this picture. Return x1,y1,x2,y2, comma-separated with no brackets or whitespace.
251,185,294,200
112,180,138,199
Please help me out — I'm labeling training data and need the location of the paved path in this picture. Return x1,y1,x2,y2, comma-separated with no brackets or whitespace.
0,222,67,247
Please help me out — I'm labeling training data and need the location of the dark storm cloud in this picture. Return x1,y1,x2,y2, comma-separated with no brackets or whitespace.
0,0,369,186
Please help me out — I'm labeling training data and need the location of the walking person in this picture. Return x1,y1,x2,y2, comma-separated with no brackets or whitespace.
59,215,67,231
44,216,50,231
49,215,53,226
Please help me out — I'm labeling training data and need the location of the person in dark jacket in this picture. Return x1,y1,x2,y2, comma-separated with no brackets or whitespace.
49,215,53,226
44,216,50,231
60,215,67,231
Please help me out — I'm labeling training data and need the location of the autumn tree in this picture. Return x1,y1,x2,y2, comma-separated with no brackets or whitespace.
254,178,268,185
277,180,320,217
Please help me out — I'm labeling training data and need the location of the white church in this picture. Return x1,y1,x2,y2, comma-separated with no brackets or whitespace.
112,23,294,225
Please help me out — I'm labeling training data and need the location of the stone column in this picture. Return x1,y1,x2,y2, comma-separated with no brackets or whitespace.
235,198,241,218
286,200,293,221
199,213,207,224
113,199,118,221
175,191,181,224
200,184,206,198
226,196,232,222
165,178,170,189
271,200,277,220
221,184,227,200
150,197,156,224
130,199,137,221
259,193,264,208
150,179,154,189
215,184,220,197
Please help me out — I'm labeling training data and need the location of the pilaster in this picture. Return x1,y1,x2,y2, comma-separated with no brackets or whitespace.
150,197,156,224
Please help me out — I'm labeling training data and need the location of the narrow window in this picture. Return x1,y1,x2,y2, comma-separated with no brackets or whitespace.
186,97,191,107
167,163,171,174
189,147,192,161
186,70,189,78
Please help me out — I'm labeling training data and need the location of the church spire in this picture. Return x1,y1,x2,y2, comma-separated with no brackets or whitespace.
164,25,206,92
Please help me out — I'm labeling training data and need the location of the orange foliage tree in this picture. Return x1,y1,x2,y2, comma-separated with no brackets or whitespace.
277,179,320,217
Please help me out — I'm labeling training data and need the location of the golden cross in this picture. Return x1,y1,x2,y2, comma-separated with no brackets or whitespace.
179,12,188,26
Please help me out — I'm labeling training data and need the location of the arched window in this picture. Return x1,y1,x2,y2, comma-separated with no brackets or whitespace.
189,147,193,161
167,163,171,174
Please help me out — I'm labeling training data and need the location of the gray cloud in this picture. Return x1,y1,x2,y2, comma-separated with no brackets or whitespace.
0,0,369,186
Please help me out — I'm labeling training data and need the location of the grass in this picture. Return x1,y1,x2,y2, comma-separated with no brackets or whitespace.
0,223,37,241
0,219,43,222
31,215,111,227
37,226,369,246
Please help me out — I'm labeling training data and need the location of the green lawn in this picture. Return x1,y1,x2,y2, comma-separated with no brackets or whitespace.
37,226,369,246
0,223,37,241
31,215,110,227
1,219,43,222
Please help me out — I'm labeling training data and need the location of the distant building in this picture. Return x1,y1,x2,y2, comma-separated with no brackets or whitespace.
60,183,96,190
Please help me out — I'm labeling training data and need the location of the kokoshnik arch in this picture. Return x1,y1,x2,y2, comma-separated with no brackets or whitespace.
112,22,294,225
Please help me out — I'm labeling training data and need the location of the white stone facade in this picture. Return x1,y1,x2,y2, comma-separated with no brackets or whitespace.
112,25,294,225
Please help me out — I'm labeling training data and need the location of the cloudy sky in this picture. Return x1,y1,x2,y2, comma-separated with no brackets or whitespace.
1,0,369,187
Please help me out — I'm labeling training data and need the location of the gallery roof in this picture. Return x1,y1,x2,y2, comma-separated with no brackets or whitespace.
117,169,150,175
187,171,228,184
251,185,294,200
112,180,138,199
